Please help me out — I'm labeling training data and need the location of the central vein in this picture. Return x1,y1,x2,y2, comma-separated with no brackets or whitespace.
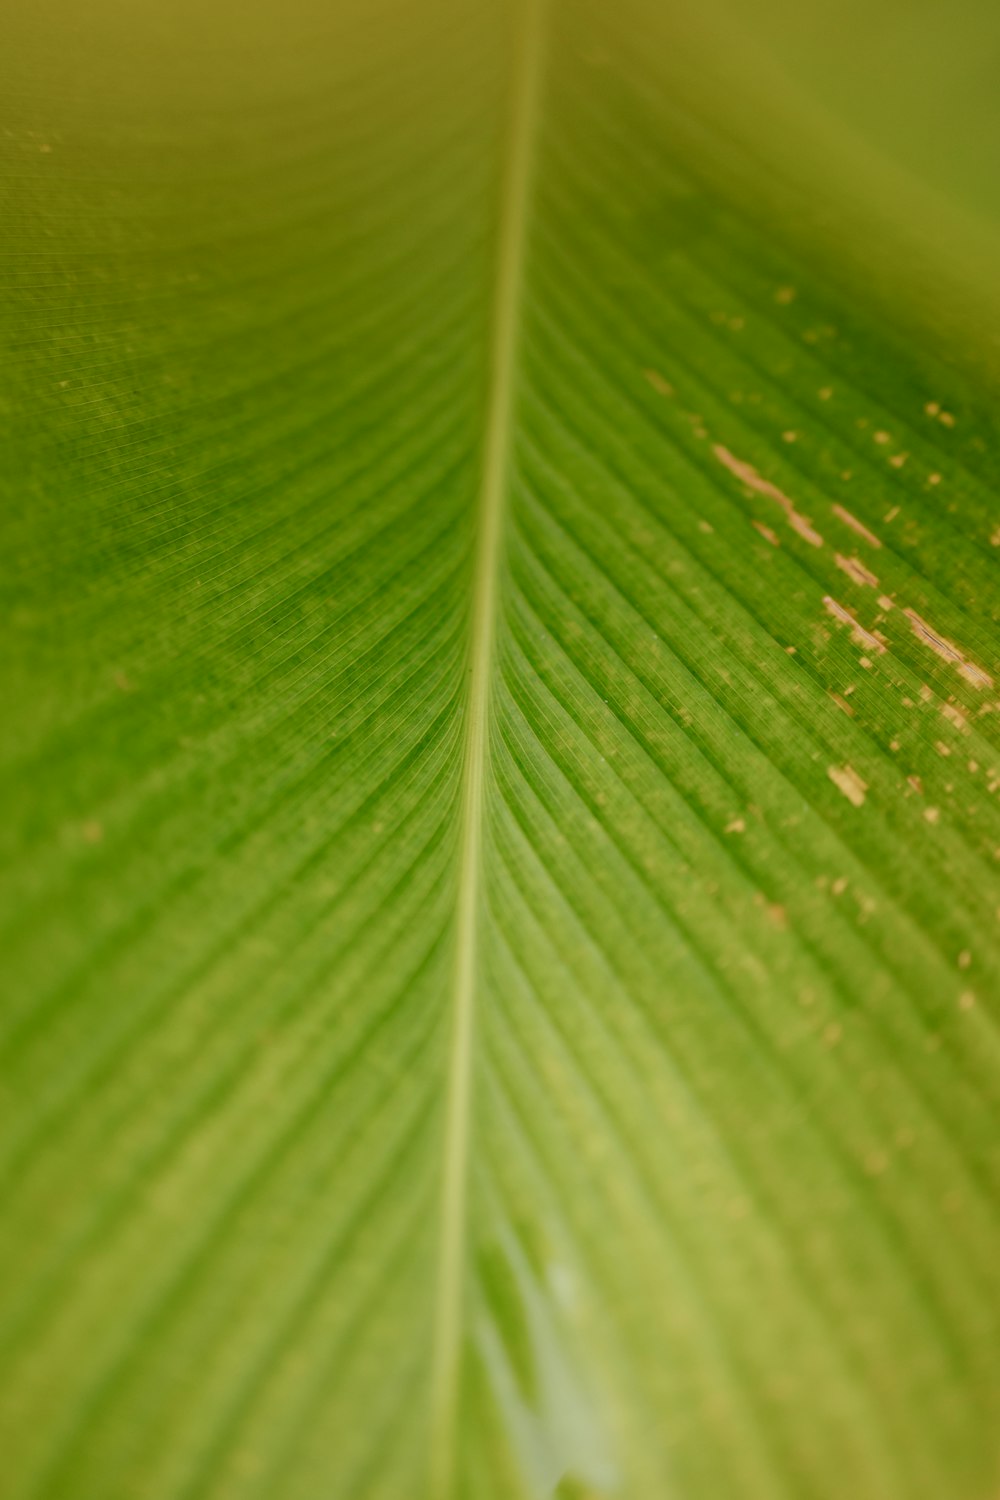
428,2,545,1494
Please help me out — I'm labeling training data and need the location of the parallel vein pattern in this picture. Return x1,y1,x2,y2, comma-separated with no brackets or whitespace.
2,0,999,1498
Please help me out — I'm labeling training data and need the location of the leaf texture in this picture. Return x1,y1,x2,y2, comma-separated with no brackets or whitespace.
2,1,1000,1498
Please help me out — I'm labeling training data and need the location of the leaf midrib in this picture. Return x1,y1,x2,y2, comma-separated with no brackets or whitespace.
427,2,546,1494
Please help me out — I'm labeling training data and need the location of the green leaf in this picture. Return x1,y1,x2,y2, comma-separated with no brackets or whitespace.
2,1,1000,1497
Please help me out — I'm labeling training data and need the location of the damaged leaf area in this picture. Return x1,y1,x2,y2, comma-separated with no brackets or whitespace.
1,0,1000,1498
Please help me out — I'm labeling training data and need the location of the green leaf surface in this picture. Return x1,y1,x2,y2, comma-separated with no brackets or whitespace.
2,2,1000,1497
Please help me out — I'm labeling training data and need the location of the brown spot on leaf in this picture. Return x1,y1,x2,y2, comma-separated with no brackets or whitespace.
751,520,780,546
828,764,867,807
903,609,993,689
823,596,886,654
714,445,824,546
835,554,878,588
832,504,881,549
643,368,674,397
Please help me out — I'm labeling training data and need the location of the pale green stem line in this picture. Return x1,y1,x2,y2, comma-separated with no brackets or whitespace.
428,1,546,1495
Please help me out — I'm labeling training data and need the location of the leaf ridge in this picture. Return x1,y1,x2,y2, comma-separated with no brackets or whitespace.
428,1,546,1494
